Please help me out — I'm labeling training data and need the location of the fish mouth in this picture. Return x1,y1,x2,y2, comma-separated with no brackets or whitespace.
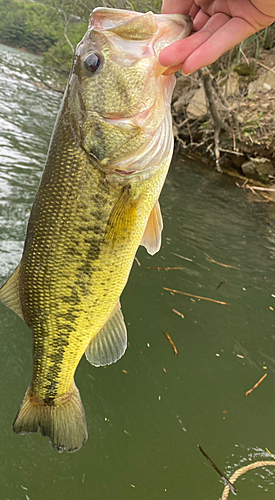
90,8,192,75
90,8,192,43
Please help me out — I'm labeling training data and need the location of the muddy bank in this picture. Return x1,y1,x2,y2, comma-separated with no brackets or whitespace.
172,46,275,194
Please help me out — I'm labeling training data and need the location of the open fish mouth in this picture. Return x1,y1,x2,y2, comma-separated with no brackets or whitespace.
90,7,192,47
89,7,192,73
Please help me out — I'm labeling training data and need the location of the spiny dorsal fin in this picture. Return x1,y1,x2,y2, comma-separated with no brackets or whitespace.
85,301,127,367
140,200,163,255
0,263,24,320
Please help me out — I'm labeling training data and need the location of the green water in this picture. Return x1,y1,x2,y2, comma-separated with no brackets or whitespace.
1,44,275,500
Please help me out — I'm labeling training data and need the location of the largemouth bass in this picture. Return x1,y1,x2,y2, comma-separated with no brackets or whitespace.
0,7,192,452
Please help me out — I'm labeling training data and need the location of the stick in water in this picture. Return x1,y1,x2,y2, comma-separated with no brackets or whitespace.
147,267,185,270
198,445,237,495
163,287,230,305
163,332,178,358
245,373,267,397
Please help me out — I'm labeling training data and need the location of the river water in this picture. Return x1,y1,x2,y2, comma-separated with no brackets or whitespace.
1,44,275,500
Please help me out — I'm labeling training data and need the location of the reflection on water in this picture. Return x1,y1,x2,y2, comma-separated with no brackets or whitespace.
1,44,275,500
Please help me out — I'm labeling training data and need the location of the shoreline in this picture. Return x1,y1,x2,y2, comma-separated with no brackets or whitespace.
172,47,275,193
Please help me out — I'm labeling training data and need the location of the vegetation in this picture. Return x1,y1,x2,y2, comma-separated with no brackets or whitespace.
0,0,162,72
0,0,59,54
170,23,275,184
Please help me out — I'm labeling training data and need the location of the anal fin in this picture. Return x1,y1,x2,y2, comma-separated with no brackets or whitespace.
140,200,163,255
85,301,127,367
0,263,24,320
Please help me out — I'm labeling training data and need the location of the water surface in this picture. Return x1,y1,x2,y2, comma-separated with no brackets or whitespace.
1,44,275,500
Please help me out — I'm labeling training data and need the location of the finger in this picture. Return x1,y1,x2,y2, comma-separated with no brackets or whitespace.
161,0,194,15
193,9,211,31
189,4,200,18
159,13,230,68
251,0,275,18
182,18,257,74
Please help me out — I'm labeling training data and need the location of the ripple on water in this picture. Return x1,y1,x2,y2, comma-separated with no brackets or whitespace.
0,44,62,205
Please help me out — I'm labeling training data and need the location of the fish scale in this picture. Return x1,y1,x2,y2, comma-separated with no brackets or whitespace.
0,7,192,452
25,135,117,398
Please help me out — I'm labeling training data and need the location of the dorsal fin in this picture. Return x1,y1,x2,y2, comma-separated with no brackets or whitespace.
140,200,163,255
85,301,127,367
0,263,24,320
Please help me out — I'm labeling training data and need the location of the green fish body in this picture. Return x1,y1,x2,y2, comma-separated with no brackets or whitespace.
0,8,192,452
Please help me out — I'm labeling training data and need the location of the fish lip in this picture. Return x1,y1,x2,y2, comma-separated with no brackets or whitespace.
99,105,153,122
114,169,136,176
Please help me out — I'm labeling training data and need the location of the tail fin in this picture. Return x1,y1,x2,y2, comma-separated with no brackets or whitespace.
13,382,88,453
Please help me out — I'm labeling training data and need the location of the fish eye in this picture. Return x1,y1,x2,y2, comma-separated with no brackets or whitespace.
83,52,102,74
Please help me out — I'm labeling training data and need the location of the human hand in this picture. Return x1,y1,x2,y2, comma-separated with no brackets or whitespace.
159,0,275,75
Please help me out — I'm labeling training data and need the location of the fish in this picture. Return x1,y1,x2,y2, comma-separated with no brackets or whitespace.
0,7,192,453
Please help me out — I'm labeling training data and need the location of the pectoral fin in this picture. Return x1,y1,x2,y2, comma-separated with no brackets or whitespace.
140,200,163,255
106,186,140,247
0,263,24,320
85,301,127,367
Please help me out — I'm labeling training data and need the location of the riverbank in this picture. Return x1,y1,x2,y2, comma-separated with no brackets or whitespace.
172,43,275,195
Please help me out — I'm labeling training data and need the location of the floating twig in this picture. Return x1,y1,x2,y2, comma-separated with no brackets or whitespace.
163,332,178,358
163,287,230,305
147,266,185,270
266,448,275,460
245,373,267,397
222,460,275,499
172,308,185,319
172,252,193,262
198,445,237,495
238,181,275,202
205,253,239,270
134,256,141,266
82,473,85,484
245,185,275,192
216,280,226,290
